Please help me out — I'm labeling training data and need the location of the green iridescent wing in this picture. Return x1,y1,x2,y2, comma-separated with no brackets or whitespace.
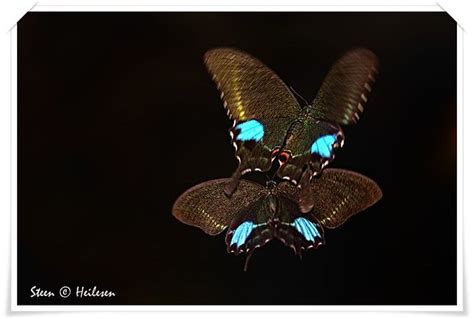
278,168,382,228
274,194,325,255
225,196,274,255
311,169,382,228
204,47,301,122
204,48,300,194
277,120,344,184
277,49,379,189
310,48,379,124
172,179,267,235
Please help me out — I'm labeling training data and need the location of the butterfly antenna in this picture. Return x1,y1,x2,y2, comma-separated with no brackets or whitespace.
289,86,309,106
244,250,255,272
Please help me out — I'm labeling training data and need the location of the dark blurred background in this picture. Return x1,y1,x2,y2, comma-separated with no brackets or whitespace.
17,12,457,305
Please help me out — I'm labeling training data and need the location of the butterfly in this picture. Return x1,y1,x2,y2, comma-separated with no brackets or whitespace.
204,48,379,212
172,168,382,270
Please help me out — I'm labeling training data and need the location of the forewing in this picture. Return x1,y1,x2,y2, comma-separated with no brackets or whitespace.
205,48,302,178
172,179,266,235
310,48,379,125
278,169,382,228
204,47,301,121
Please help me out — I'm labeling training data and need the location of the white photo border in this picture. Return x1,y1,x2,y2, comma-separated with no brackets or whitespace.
9,4,463,312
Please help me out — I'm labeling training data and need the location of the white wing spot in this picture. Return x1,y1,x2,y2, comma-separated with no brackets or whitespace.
364,82,372,92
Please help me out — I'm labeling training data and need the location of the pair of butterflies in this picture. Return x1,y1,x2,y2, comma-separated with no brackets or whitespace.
172,48,382,270
205,48,378,199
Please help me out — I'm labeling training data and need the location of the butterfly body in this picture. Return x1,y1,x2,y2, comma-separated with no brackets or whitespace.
204,48,378,197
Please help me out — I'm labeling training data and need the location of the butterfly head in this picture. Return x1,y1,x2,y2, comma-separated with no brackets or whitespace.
265,180,277,189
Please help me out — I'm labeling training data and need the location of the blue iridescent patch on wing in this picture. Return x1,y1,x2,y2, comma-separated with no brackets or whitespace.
310,134,337,158
235,120,264,142
293,217,321,242
230,221,256,248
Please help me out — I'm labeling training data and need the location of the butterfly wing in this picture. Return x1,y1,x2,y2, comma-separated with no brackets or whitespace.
273,194,325,256
225,196,274,255
172,179,267,235
279,168,382,228
204,48,301,192
230,117,297,174
276,120,344,184
311,169,382,228
310,48,379,125
204,48,301,121
275,49,378,186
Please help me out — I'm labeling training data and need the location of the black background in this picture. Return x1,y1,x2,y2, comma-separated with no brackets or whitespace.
18,12,457,305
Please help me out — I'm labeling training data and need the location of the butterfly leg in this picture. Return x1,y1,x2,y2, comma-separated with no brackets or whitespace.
243,249,255,272
298,166,315,213
224,169,242,197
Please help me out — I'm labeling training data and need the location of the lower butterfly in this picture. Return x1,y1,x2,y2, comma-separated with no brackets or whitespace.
172,169,382,270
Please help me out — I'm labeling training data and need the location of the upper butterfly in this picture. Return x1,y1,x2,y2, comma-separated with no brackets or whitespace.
172,169,382,270
204,47,379,204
